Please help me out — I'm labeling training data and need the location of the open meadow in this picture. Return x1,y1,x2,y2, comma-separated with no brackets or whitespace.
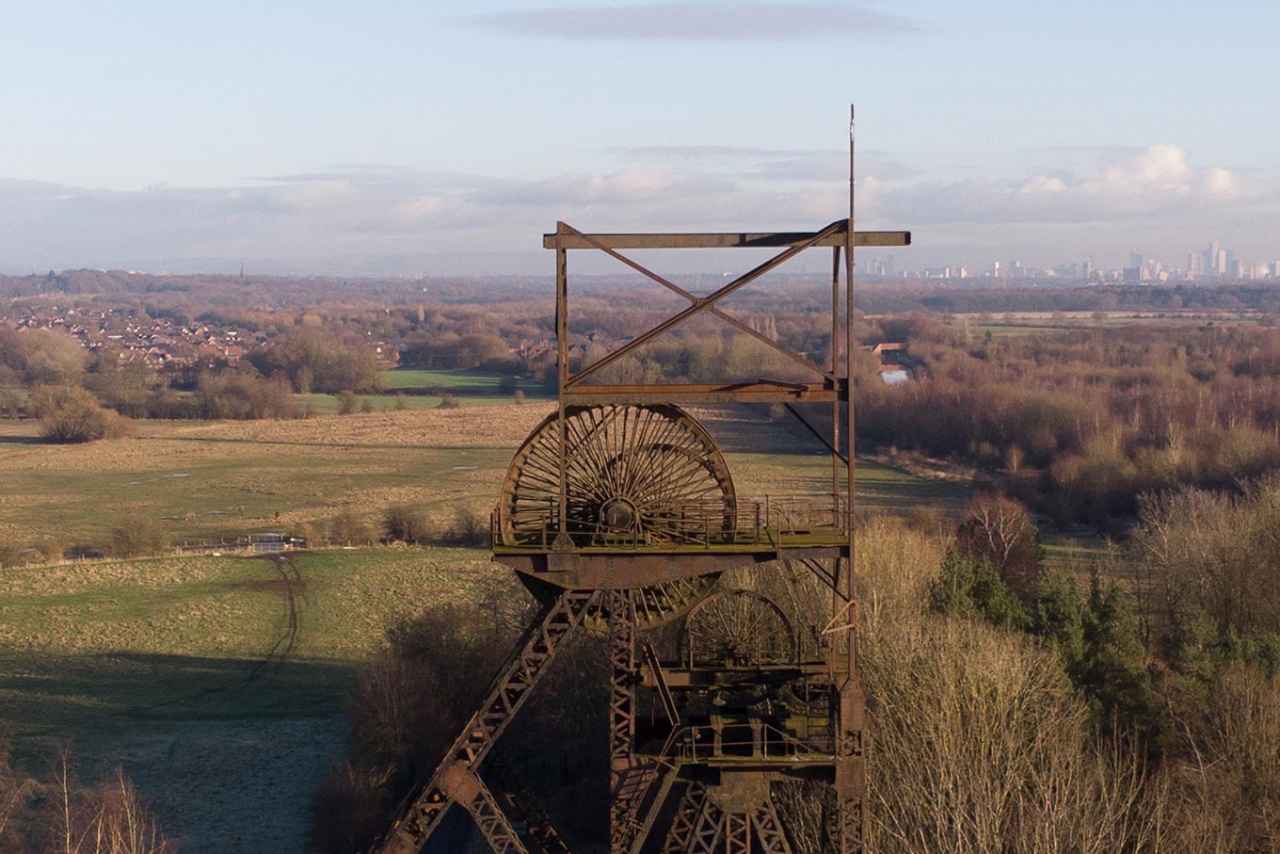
0,402,970,550
0,399,973,851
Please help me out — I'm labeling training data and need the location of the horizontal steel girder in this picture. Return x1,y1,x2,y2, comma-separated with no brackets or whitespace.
562,382,842,405
543,229,910,250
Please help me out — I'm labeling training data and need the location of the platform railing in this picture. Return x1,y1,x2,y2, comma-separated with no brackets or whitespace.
492,494,851,550
662,722,835,763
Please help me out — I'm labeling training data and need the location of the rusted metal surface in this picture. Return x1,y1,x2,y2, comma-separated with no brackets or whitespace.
661,782,708,853
443,766,529,854
751,800,793,854
498,404,736,550
379,110,906,853
562,381,842,406
542,227,910,250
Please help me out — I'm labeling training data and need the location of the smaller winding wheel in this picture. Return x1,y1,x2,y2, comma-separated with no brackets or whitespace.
683,590,798,668
498,404,736,548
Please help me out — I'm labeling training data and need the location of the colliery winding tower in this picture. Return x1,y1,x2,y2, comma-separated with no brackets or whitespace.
377,110,911,854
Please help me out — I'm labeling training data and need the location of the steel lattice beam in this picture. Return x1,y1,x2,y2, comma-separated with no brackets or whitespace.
751,801,793,854
447,766,529,854
376,590,599,854
661,783,708,854
687,798,726,854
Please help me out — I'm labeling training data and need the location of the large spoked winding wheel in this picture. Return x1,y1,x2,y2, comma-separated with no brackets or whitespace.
499,404,736,548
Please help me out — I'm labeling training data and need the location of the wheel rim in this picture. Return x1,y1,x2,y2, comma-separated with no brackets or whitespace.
499,404,735,548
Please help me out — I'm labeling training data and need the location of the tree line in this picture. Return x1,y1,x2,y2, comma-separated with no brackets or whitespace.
856,318,1280,530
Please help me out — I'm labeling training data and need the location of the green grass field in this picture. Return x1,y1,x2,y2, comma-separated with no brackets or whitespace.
292,390,519,413
381,367,549,394
282,368,551,414
0,546,517,851
0,402,970,551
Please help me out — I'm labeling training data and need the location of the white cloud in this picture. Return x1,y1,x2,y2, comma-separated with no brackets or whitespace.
867,145,1257,226
1020,175,1068,194
1202,166,1240,200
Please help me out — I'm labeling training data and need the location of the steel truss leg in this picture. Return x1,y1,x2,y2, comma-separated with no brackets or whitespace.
608,590,648,853
442,765,529,854
687,797,725,854
377,589,599,854
724,812,751,853
660,782,707,854
750,800,793,854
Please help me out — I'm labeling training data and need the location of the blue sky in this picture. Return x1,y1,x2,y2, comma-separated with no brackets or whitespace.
2,1,1277,275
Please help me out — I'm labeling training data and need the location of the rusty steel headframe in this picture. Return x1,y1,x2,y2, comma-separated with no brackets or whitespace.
373,107,909,854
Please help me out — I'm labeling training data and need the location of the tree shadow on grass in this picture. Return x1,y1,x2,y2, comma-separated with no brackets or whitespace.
0,651,357,748
0,433,47,445
1,652,360,853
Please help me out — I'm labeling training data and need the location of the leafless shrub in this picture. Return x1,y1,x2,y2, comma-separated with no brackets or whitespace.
381,504,432,544
329,510,378,546
110,517,169,558
440,507,487,547
0,747,171,854
31,385,133,443
1133,474,1280,651
1157,663,1280,851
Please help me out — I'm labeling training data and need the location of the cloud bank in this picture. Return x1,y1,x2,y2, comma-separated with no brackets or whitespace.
0,145,1271,275
459,2,920,41
864,145,1263,226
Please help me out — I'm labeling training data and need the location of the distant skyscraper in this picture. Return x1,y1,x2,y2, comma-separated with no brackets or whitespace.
1230,258,1245,279
1205,241,1226,277
1272,260,1280,279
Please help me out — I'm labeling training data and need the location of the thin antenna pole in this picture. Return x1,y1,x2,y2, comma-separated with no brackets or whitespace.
845,104,856,544
839,103,866,854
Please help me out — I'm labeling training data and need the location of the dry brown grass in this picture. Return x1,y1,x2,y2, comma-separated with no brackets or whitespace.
768,520,1165,853
1157,663,1280,851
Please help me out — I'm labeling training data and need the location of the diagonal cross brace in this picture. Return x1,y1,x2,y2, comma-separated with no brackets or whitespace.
566,219,846,387
440,764,530,854
558,222,832,383
783,403,849,465
376,590,600,854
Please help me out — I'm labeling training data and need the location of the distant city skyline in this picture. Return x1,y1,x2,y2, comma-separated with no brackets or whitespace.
2,1,1278,276
876,240,1280,284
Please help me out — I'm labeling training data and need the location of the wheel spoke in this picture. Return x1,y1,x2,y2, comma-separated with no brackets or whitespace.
500,405,736,548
